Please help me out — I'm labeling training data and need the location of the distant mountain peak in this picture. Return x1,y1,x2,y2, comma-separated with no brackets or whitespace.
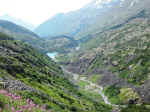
35,0,150,38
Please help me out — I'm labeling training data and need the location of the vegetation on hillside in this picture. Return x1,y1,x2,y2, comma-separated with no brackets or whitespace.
41,35,78,53
0,32,112,112
58,17,150,111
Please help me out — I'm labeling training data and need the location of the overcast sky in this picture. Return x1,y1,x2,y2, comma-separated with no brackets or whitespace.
0,0,91,25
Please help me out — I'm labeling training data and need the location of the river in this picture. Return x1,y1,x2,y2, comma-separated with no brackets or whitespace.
47,54,117,107
62,67,115,106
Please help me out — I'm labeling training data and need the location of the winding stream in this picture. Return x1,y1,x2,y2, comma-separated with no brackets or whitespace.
62,67,115,106
46,52,116,106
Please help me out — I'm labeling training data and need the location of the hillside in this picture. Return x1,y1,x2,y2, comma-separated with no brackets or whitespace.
2,0,150,111
0,32,112,112
42,35,78,53
58,12,150,112
0,20,47,52
0,20,39,42
0,20,78,53
0,14,36,30
35,0,150,40
34,0,150,54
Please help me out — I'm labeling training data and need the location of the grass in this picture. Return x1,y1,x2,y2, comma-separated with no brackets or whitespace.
79,89,105,104
78,80,90,89
88,75,101,83
0,32,112,112
103,85,121,105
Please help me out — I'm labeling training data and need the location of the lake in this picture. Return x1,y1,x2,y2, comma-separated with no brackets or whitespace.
47,52,57,59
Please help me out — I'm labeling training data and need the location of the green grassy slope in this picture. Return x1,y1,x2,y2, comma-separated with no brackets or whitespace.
59,18,150,111
0,32,111,112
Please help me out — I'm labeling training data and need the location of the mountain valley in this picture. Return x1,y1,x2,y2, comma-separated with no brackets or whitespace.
0,0,150,112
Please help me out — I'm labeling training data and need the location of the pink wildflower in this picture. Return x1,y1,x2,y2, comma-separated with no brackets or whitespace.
6,104,9,109
42,104,46,111
11,107,16,112
0,108,2,112
16,110,23,112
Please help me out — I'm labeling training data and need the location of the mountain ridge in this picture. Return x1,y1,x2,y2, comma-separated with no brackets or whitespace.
0,14,36,31
35,0,150,39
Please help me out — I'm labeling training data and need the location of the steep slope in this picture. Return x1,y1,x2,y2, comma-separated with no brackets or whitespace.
0,20,46,52
35,13,66,37
0,20,38,40
59,17,150,111
35,0,150,40
0,20,76,53
0,32,111,112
